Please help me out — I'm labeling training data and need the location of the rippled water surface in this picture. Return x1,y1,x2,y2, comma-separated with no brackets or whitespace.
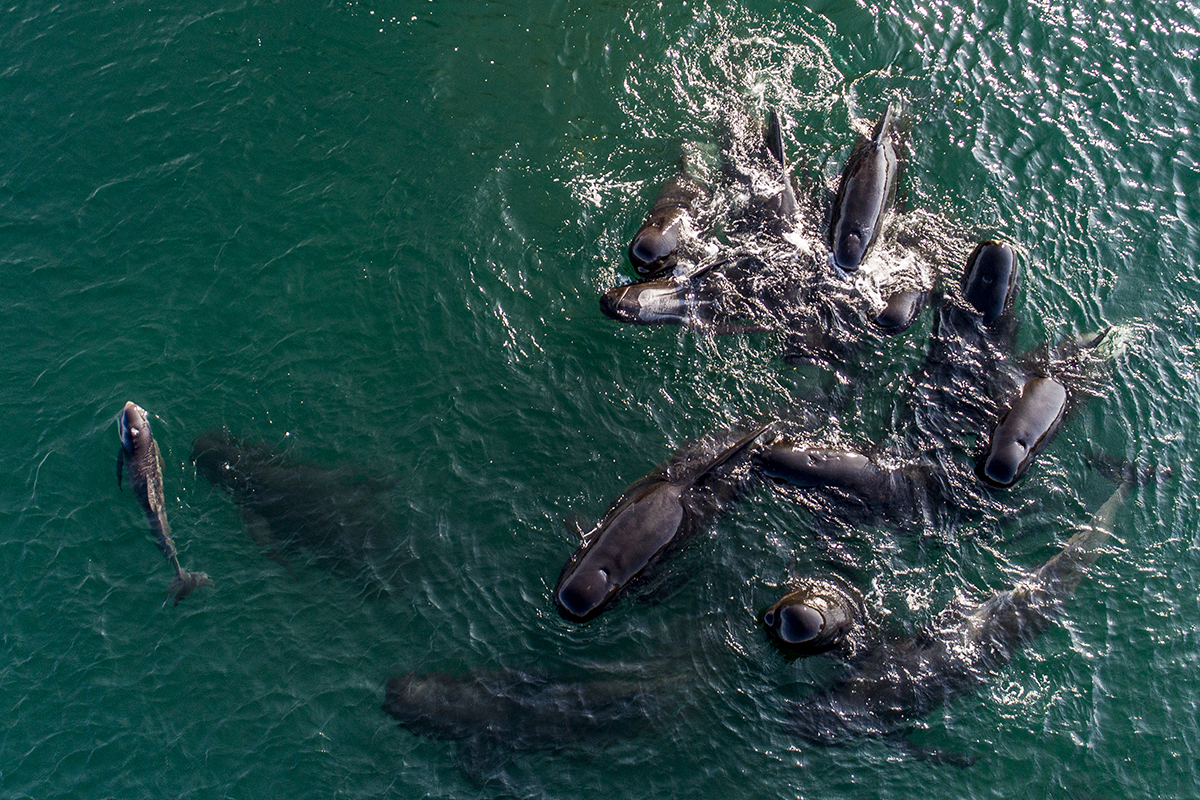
3,0,1198,797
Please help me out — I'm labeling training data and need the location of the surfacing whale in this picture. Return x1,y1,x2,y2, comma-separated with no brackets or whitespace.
627,165,705,278
553,424,770,623
786,482,1128,747
827,103,902,273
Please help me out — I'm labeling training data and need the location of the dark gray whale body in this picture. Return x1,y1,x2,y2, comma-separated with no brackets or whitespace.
757,444,945,526
117,402,212,605
191,430,399,590
827,105,902,273
977,376,1068,488
553,424,770,623
909,240,1023,445
627,170,704,278
788,483,1127,745
384,668,657,750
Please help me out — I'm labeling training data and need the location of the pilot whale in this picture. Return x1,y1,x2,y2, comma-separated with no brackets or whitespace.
384,668,658,750
191,430,399,591
827,104,902,273
908,240,1023,444
787,482,1127,746
763,574,865,657
553,424,770,623
627,166,704,278
117,402,212,605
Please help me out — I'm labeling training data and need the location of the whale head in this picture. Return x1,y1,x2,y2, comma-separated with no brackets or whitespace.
762,576,862,656
962,241,1018,326
118,402,150,454
977,377,1067,488
553,482,686,624
600,278,697,327
628,221,682,278
832,227,870,273
874,289,929,332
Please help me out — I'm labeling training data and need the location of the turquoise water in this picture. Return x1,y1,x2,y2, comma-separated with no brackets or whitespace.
2,0,1197,797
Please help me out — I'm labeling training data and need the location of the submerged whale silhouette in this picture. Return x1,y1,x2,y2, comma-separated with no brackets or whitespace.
191,430,400,591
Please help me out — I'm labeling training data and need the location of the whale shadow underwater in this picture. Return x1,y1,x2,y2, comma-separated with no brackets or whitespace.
191,430,406,594
383,667,666,785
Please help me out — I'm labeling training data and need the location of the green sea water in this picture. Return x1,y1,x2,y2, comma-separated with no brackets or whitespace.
2,0,1197,797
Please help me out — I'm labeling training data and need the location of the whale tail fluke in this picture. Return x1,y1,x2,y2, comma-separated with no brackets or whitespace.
168,569,214,606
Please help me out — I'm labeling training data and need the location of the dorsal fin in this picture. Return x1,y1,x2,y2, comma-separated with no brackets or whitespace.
871,103,895,149
683,422,773,488
765,109,786,167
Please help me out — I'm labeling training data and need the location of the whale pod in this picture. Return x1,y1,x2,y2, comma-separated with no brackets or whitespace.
827,104,901,273
977,376,1068,488
553,424,770,623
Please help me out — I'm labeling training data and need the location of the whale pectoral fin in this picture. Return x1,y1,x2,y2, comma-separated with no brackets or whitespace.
241,508,296,579
563,514,590,540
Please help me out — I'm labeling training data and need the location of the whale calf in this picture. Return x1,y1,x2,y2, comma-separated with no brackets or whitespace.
553,424,770,623
827,104,902,273
117,402,212,605
787,482,1127,746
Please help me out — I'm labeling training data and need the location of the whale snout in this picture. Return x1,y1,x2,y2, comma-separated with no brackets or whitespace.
833,231,867,273
628,224,680,277
762,577,862,656
977,378,1067,489
554,567,612,623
